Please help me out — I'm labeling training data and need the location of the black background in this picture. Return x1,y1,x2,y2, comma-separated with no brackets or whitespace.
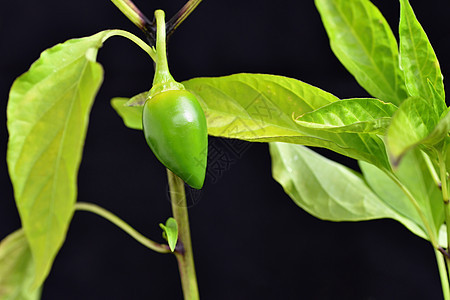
1,0,450,299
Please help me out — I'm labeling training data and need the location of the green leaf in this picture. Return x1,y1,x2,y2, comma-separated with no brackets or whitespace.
386,96,441,165
295,98,397,133
359,149,443,244
359,161,421,227
0,230,42,300
6,29,150,287
399,0,445,108
395,150,444,233
159,218,178,252
315,0,407,105
425,109,450,147
270,142,428,240
184,74,391,171
111,98,143,130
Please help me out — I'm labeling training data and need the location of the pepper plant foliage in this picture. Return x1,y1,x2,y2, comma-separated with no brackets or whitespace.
2,0,450,298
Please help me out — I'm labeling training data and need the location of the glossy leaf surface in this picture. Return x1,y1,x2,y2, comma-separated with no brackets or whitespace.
315,0,407,105
184,74,391,170
386,97,440,164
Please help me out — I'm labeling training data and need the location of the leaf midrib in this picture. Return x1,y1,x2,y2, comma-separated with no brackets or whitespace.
18,57,90,271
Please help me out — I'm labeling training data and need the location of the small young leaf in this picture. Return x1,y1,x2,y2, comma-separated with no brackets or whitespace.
160,218,178,252
111,98,143,130
386,97,440,165
270,142,429,241
7,29,151,287
399,0,445,107
295,98,397,133
315,0,407,105
0,230,42,299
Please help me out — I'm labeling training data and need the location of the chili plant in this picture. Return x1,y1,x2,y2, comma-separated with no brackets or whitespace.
1,0,450,299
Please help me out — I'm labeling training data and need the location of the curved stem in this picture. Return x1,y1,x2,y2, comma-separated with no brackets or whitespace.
150,10,184,97
75,202,170,254
104,29,156,62
387,173,439,248
436,248,450,300
167,170,199,300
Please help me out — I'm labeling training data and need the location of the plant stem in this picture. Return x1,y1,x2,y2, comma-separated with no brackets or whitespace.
75,202,170,254
104,29,156,61
110,0,155,42
436,248,450,300
167,0,203,37
167,169,199,300
437,150,450,252
436,148,450,281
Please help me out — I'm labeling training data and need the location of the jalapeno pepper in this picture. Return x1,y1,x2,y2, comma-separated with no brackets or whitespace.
142,89,207,189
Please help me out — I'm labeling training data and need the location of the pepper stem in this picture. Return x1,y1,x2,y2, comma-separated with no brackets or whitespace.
150,10,184,98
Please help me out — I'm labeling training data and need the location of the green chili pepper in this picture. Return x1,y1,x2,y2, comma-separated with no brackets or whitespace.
142,89,207,189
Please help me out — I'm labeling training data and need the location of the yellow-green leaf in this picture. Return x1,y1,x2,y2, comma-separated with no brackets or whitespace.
270,143,430,241
399,0,445,108
159,218,178,252
315,0,407,105
6,29,149,287
0,230,42,300
111,98,143,130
